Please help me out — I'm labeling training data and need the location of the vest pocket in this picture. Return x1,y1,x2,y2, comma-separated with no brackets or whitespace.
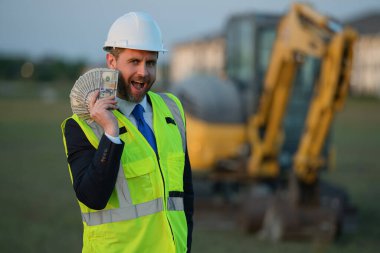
166,152,185,191
123,157,155,205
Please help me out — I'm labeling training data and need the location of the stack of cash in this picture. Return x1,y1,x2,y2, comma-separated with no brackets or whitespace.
70,68,119,120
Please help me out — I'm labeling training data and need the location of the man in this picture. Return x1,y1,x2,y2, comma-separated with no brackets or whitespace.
62,12,193,253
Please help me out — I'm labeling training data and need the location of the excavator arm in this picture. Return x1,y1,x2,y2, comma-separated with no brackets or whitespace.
293,28,357,184
246,4,357,241
247,3,356,181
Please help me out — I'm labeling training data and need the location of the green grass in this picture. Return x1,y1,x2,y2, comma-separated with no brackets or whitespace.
0,97,82,252
0,82,379,252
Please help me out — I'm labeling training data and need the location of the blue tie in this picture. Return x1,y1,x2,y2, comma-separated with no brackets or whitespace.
132,104,157,153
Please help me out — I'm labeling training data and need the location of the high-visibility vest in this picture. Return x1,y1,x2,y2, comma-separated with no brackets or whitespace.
61,92,188,253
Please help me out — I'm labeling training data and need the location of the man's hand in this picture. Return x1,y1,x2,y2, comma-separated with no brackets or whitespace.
88,90,119,137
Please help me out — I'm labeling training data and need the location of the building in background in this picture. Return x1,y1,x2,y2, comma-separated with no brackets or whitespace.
170,11,380,98
169,34,225,84
348,12,380,97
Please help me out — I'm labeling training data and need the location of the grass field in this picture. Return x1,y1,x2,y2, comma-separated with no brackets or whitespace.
0,82,379,253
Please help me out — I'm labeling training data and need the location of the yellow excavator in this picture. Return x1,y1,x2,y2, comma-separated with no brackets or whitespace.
173,3,357,241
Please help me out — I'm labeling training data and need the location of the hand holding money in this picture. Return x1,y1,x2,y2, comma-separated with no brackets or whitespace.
70,68,119,121
88,90,119,137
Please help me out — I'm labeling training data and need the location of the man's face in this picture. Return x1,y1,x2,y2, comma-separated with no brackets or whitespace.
107,48,158,103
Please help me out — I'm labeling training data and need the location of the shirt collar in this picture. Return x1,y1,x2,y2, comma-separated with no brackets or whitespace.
116,95,150,117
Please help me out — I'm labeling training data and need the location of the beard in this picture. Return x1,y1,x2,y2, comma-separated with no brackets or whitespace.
117,74,153,103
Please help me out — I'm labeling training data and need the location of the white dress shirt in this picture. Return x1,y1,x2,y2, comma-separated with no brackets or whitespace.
105,96,153,144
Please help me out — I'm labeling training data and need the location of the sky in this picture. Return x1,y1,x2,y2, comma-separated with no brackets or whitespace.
1,0,379,64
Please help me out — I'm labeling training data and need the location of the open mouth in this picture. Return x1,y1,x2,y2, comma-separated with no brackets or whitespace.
131,80,145,91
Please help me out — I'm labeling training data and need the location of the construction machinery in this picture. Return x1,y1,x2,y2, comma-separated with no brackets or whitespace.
173,3,357,241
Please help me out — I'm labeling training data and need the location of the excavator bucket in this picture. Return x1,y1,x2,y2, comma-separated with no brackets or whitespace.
238,180,357,242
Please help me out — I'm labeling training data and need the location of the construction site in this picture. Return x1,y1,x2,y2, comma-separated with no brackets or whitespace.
0,1,380,253
166,2,379,250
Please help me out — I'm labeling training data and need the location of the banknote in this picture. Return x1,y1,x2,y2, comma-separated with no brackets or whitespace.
99,69,119,99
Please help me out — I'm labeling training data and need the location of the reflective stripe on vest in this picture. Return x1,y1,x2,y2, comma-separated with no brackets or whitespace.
167,197,184,211
82,198,163,226
159,93,186,152
83,196,184,226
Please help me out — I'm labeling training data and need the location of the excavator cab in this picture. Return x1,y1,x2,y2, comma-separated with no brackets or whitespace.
225,13,279,118
175,12,326,174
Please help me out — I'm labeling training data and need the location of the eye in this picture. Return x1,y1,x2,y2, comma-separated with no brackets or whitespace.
128,58,140,65
147,61,157,67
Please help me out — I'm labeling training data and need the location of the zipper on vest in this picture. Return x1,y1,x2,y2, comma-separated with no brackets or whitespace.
149,102,175,244
156,152,175,242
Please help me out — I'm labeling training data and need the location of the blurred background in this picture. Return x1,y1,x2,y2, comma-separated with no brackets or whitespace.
1,0,380,252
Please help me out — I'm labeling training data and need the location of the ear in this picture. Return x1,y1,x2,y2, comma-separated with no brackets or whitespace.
106,53,117,69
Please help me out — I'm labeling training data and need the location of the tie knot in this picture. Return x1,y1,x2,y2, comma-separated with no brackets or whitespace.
132,104,145,121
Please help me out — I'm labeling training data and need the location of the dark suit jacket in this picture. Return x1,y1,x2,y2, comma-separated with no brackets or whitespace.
64,118,194,251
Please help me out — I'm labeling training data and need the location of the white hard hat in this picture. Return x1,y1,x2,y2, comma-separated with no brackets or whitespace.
104,12,167,52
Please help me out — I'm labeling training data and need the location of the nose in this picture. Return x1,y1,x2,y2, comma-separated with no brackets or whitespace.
136,62,148,77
